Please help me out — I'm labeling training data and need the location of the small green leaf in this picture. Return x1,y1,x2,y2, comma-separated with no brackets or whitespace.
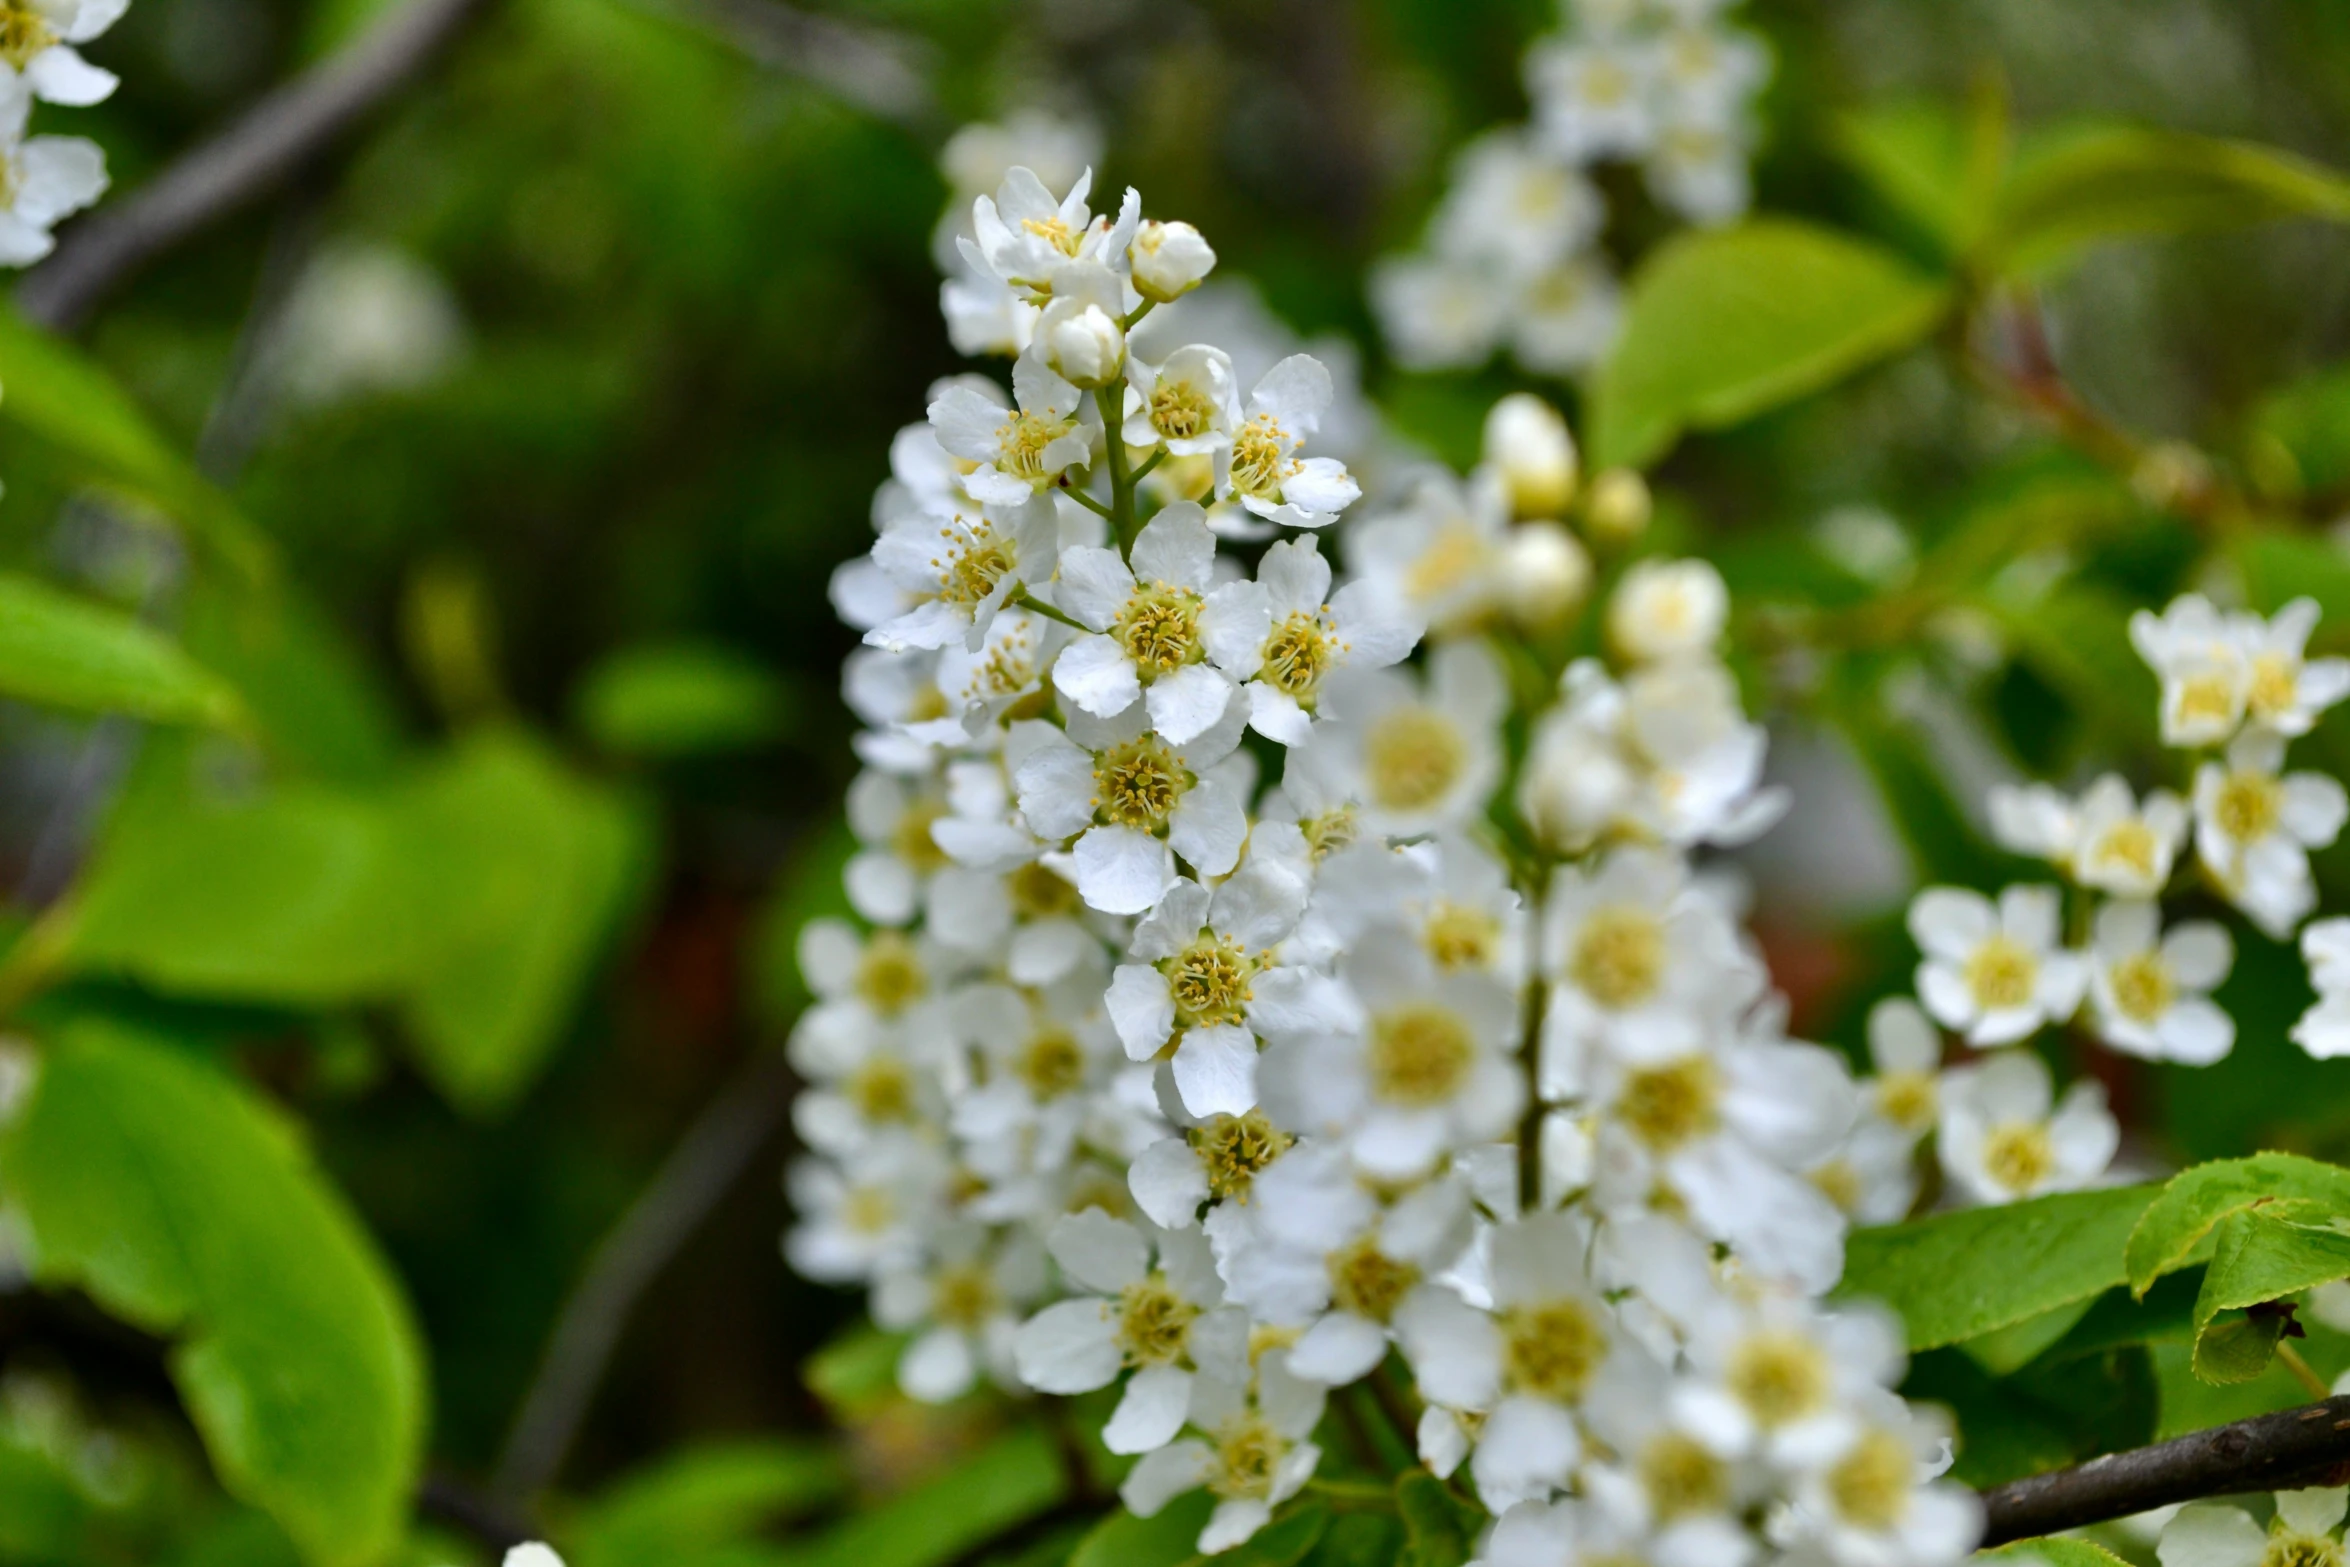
1986,582,2160,749
2194,1311,2291,1385
0,572,244,727
1988,125,2350,276
1068,1493,1215,1567
1838,1184,2156,1349
2190,1208,2350,1383
2126,1155,2350,1295
792,1428,1065,1567
2236,534,2350,632
803,1323,909,1417
1979,1538,2136,1567
573,642,793,758
0,1018,425,1567
1834,98,2008,254
570,1441,847,1567
1396,1470,1478,1567
1587,220,1952,470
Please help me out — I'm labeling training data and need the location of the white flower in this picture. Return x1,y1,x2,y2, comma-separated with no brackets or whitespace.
1052,503,1244,744
2083,900,2234,1065
1989,774,2188,899
1268,926,1523,1180
0,75,102,266
1215,355,1361,529
1485,393,1579,520
1607,558,1727,663
1616,657,1785,846
1861,996,1943,1141
1345,465,1514,635
1805,1115,1924,1227
929,353,1098,507
863,495,1061,654
2158,1489,2348,1567
1119,1355,1326,1553
1432,129,1604,277
2292,918,2350,1060
872,1223,1044,1402
2237,597,2350,737
505,1548,566,1567
2131,593,2251,748
1032,262,1127,390
940,263,1037,358
1123,344,1239,456
1368,251,1509,371
1527,32,1659,160
1206,534,1421,746
1013,1211,1245,1455
1130,219,1216,303
1502,522,1594,632
2193,728,2347,938
1310,638,1509,837
961,164,1139,302
1938,1050,2117,1205
1510,254,1625,373
1664,1293,1905,1467
1013,695,1251,913
1105,863,1326,1118
1541,846,1758,1071
1645,120,1754,227
1907,885,2084,1046
842,767,957,925
785,1139,949,1284
0,0,124,106
1782,1402,1982,1567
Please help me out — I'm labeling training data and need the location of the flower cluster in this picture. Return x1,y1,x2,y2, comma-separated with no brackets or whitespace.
1372,0,1768,373
793,162,1977,1565
0,0,118,264
1864,592,2350,1208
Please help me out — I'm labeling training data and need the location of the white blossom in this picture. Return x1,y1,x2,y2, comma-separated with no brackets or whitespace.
1938,1050,2117,1206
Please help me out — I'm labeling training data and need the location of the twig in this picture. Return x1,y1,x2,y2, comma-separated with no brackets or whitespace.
415,1472,537,1553
1977,1395,2350,1546
493,1050,796,1500
651,0,934,130
16,0,501,332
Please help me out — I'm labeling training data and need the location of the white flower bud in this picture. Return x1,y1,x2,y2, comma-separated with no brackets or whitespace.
1518,710,1636,853
1582,466,1651,546
1502,522,1591,631
1130,220,1216,304
1483,393,1577,519
1607,558,1728,664
1039,300,1125,388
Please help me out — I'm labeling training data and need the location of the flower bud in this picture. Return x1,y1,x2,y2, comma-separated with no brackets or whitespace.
1582,466,1651,546
1483,392,1578,520
1502,521,1591,632
1130,220,1216,304
1607,557,1727,664
1040,300,1125,388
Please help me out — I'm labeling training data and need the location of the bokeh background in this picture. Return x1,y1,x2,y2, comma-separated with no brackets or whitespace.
9,0,2350,1548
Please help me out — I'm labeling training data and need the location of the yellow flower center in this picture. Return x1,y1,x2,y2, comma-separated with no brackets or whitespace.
1211,1418,1282,1500
1963,935,2038,1012
1640,1432,1730,1521
1016,1028,1087,1099
906,684,952,723
2250,653,2300,720
1501,1299,1607,1402
1981,1120,2055,1194
1366,1003,1478,1108
1827,1428,1915,1531
1424,901,1502,972
1727,1330,1831,1427
0,0,55,69
1008,859,1082,919
1616,1056,1722,1153
2088,820,2159,881
1192,1110,1290,1201
1020,214,1083,256
842,1185,895,1235
1327,1237,1420,1324
1405,522,1489,606
2175,672,2240,728
1118,1276,1199,1366
847,1056,917,1121
1570,906,1666,1008
930,519,1016,604
1301,805,1359,861
1363,706,1467,812
855,932,927,1016
994,412,1071,484
1810,1158,1864,1215
1115,583,1205,675
1228,415,1299,499
1875,1070,1938,1135
1166,933,1256,1029
932,1262,998,1329
891,798,952,874
1149,379,1216,442
1262,611,1336,699
1094,734,1187,831
2213,770,2282,843
2107,951,2175,1024
2263,1533,2347,1567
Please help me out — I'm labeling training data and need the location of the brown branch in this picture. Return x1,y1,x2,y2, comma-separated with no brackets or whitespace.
492,1050,796,1501
1978,1396,2350,1547
15,0,500,333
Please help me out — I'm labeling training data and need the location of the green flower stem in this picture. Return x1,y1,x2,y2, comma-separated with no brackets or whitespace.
1059,482,1113,520
1130,447,1166,487
1015,591,1086,631
1096,380,1139,547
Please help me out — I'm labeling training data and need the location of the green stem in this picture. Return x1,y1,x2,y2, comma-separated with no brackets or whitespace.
1304,1478,1396,1513
1130,447,1166,487
1015,590,1086,631
1122,299,1156,332
1096,381,1138,547
1059,482,1113,520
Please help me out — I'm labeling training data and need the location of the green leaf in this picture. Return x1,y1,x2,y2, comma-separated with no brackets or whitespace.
573,642,793,758
0,308,273,584
2190,1209,2350,1382
802,1323,908,1417
1587,220,1953,470
180,582,404,785
2125,1155,2350,1295
1396,1470,1478,1567
2194,1312,2291,1385
1986,582,2160,749
1979,1538,2136,1567
2237,533,2350,632
1833,92,2007,254
1068,1493,1215,1567
1957,1294,2099,1376
0,1019,425,1567
1838,1184,2156,1349
394,731,645,1113
1987,125,2350,276
0,572,245,727
570,1441,847,1567
792,1428,1066,1567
